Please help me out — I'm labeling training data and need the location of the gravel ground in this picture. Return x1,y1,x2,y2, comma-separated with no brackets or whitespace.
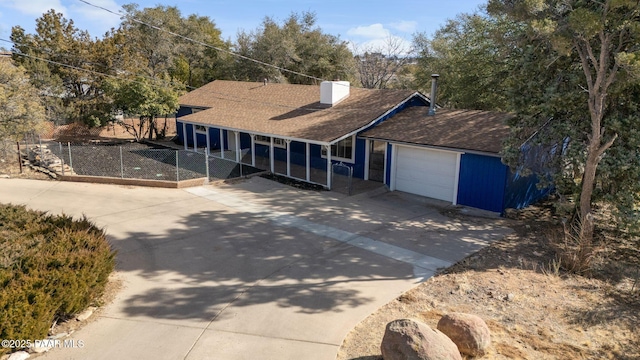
57,142,261,181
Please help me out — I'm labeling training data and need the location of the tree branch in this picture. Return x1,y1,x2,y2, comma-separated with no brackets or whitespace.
597,133,618,158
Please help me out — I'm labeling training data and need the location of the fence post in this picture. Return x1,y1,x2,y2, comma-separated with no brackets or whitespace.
16,141,23,174
176,151,179,182
205,151,210,183
119,146,124,179
67,142,72,172
59,142,65,176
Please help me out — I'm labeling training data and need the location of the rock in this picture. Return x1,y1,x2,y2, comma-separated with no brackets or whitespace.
0,175,10,179
437,313,491,357
381,318,462,360
7,351,30,360
76,307,95,321
505,293,515,302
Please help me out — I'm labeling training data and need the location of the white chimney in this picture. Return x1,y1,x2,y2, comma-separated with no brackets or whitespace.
320,81,350,106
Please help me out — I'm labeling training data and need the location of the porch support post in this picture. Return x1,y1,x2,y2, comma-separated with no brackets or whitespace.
182,122,187,150
364,139,370,180
235,131,240,163
325,144,332,189
269,137,275,173
219,129,225,159
285,140,291,177
192,124,198,152
205,127,210,154
305,142,310,181
250,134,256,166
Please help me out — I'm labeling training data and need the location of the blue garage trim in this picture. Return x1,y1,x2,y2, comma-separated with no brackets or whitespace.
457,154,508,213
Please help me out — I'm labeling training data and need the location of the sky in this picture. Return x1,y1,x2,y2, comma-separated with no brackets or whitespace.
0,0,487,52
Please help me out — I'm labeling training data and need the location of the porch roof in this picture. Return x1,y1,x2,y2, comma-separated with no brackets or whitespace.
360,107,513,154
178,80,417,143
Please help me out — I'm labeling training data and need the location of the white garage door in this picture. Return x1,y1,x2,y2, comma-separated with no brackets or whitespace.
394,146,459,203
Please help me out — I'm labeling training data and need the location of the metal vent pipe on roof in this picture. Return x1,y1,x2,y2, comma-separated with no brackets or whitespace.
428,74,439,116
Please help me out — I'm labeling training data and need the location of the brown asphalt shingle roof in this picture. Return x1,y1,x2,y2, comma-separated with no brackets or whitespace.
361,107,513,154
178,80,418,143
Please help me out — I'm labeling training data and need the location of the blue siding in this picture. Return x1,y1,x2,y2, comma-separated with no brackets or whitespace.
185,123,194,147
240,133,251,149
503,170,551,210
176,120,184,144
196,132,206,147
176,106,192,118
457,154,508,213
209,127,221,149
353,138,366,178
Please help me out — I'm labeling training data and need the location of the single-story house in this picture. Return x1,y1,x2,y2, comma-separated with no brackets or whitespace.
175,79,548,213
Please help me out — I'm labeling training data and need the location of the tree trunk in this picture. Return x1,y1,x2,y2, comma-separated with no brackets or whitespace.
578,141,600,241
148,116,155,141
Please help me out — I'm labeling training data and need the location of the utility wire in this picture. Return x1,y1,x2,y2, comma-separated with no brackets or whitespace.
76,0,351,88
0,38,196,91
2,38,374,113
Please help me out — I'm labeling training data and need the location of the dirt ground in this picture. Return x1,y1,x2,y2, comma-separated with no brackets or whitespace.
337,206,640,360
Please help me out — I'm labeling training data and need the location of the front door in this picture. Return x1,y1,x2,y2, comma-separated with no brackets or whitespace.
368,140,385,183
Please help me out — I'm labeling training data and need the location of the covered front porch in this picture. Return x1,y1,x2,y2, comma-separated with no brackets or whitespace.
178,121,336,188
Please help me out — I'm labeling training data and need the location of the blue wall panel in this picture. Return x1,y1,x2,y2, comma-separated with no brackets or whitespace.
352,138,366,179
185,123,194,147
176,106,192,118
209,127,221,149
176,121,184,144
240,133,251,149
457,154,508,213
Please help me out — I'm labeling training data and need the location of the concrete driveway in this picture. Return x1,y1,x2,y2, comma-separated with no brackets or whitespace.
0,177,512,359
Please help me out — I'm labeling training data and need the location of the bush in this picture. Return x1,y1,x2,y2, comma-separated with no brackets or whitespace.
0,204,115,354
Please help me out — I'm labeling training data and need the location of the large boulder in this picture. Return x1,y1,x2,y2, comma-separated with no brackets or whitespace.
381,318,462,360
437,313,491,357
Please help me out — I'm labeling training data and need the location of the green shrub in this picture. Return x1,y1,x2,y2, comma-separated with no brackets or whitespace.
0,204,115,354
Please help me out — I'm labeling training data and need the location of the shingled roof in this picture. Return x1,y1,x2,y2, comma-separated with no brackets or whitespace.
178,80,419,143
361,107,513,154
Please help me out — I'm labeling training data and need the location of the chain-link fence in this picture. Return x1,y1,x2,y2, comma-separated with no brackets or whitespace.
23,141,262,183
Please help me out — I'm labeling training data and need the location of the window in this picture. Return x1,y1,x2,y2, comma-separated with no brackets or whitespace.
194,125,207,133
322,136,354,161
255,135,286,148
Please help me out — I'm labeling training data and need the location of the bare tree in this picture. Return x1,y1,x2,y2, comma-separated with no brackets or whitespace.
353,36,413,89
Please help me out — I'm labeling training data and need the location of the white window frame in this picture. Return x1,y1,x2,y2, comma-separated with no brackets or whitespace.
322,135,355,162
194,125,207,134
255,135,286,148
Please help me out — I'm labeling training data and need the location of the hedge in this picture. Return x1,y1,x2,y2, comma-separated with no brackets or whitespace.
0,204,115,354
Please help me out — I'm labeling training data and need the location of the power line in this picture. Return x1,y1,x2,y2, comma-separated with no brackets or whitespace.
2,38,369,114
76,0,351,88
0,38,196,91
